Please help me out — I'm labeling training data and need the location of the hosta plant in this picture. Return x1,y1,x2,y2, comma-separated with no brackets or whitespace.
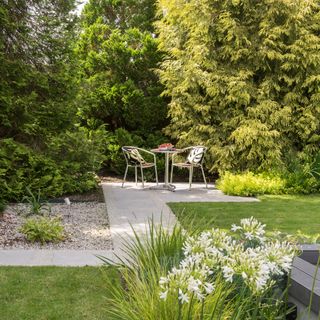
20,216,65,244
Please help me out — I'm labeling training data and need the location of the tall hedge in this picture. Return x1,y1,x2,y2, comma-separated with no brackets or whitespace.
76,0,169,174
77,0,167,134
156,0,320,172
0,0,106,201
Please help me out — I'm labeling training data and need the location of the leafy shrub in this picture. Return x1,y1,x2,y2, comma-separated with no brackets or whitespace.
20,216,65,244
102,218,296,319
217,171,286,196
0,127,106,201
283,152,320,194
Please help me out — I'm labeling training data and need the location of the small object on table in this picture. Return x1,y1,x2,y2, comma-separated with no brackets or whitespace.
158,143,175,151
150,144,180,192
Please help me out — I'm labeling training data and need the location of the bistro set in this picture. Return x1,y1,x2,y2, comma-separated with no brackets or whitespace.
121,145,208,191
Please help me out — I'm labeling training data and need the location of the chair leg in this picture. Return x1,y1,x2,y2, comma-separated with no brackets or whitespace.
140,166,144,188
189,166,193,191
154,165,158,185
201,165,208,189
135,166,138,185
122,165,129,188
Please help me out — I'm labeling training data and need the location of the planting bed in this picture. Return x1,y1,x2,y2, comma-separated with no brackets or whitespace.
0,202,111,250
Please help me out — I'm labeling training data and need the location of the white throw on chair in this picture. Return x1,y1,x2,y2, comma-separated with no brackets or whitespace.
170,146,208,190
122,146,158,188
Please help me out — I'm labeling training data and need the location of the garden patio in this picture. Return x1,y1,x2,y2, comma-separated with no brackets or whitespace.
1,0,320,319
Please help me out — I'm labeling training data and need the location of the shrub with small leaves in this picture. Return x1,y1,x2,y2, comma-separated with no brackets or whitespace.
217,172,285,196
217,171,286,196
20,217,65,244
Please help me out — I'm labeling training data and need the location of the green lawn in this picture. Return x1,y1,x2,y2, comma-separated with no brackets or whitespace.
0,266,119,320
168,194,320,236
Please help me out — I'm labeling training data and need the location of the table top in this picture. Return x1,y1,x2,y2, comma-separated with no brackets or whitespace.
151,148,182,154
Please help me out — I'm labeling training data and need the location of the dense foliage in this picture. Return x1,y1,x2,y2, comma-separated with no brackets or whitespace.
76,0,168,173
104,219,296,319
156,0,320,174
0,0,106,201
217,171,286,196
3,0,320,198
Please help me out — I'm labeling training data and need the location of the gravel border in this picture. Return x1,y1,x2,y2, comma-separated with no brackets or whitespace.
0,202,112,250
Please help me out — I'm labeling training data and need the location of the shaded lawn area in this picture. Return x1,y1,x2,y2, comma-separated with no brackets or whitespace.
168,194,320,236
0,266,119,320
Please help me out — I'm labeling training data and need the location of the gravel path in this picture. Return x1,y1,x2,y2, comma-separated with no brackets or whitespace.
0,202,112,250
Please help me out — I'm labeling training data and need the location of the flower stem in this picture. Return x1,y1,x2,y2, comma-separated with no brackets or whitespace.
187,293,194,320
200,300,205,320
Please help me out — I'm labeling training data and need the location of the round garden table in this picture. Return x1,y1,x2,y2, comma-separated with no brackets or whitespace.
150,148,181,191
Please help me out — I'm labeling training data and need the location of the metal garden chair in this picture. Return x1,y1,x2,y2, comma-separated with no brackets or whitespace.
170,146,208,190
122,146,158,188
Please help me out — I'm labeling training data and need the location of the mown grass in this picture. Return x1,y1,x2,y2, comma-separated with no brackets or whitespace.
0,266,119,320
168,194,320,236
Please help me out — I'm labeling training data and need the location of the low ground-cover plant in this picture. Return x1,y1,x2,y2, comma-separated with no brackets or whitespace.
20,216,65,244
103,218,297,319
217,171,286,196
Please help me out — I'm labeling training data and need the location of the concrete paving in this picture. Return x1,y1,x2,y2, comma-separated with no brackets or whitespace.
0,182,258,266
0,249,116,266
102,182,258,251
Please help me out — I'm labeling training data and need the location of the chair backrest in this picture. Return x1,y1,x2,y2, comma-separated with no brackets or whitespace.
187,146,206,165
122,146,145,165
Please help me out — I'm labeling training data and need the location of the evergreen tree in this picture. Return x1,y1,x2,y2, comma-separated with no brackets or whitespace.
0,0,106,201
156,0,320,172
0,0,78,143
77,0,167,136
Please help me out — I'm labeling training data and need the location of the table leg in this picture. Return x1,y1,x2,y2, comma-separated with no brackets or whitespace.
149,152,176,191
164,152,169,186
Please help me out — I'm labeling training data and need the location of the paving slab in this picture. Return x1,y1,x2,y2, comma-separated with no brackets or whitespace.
102,182,258,251
0,249,116,266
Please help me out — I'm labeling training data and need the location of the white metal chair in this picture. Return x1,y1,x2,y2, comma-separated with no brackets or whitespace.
122,146,158,188
170,146,208,190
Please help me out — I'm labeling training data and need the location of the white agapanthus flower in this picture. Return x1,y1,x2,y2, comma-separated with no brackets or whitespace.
244,231,254,240
222,266,234,282
231,224,242,232
159,290,168,300
204,282,215,294
159,217,296,303
178,289,189,304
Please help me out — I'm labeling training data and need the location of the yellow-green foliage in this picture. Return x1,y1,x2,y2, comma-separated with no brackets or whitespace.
217,172,286,196
20,217,65,244
156,0,320,172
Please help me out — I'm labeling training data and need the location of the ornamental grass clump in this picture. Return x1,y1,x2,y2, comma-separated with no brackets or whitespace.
103,217,297,319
